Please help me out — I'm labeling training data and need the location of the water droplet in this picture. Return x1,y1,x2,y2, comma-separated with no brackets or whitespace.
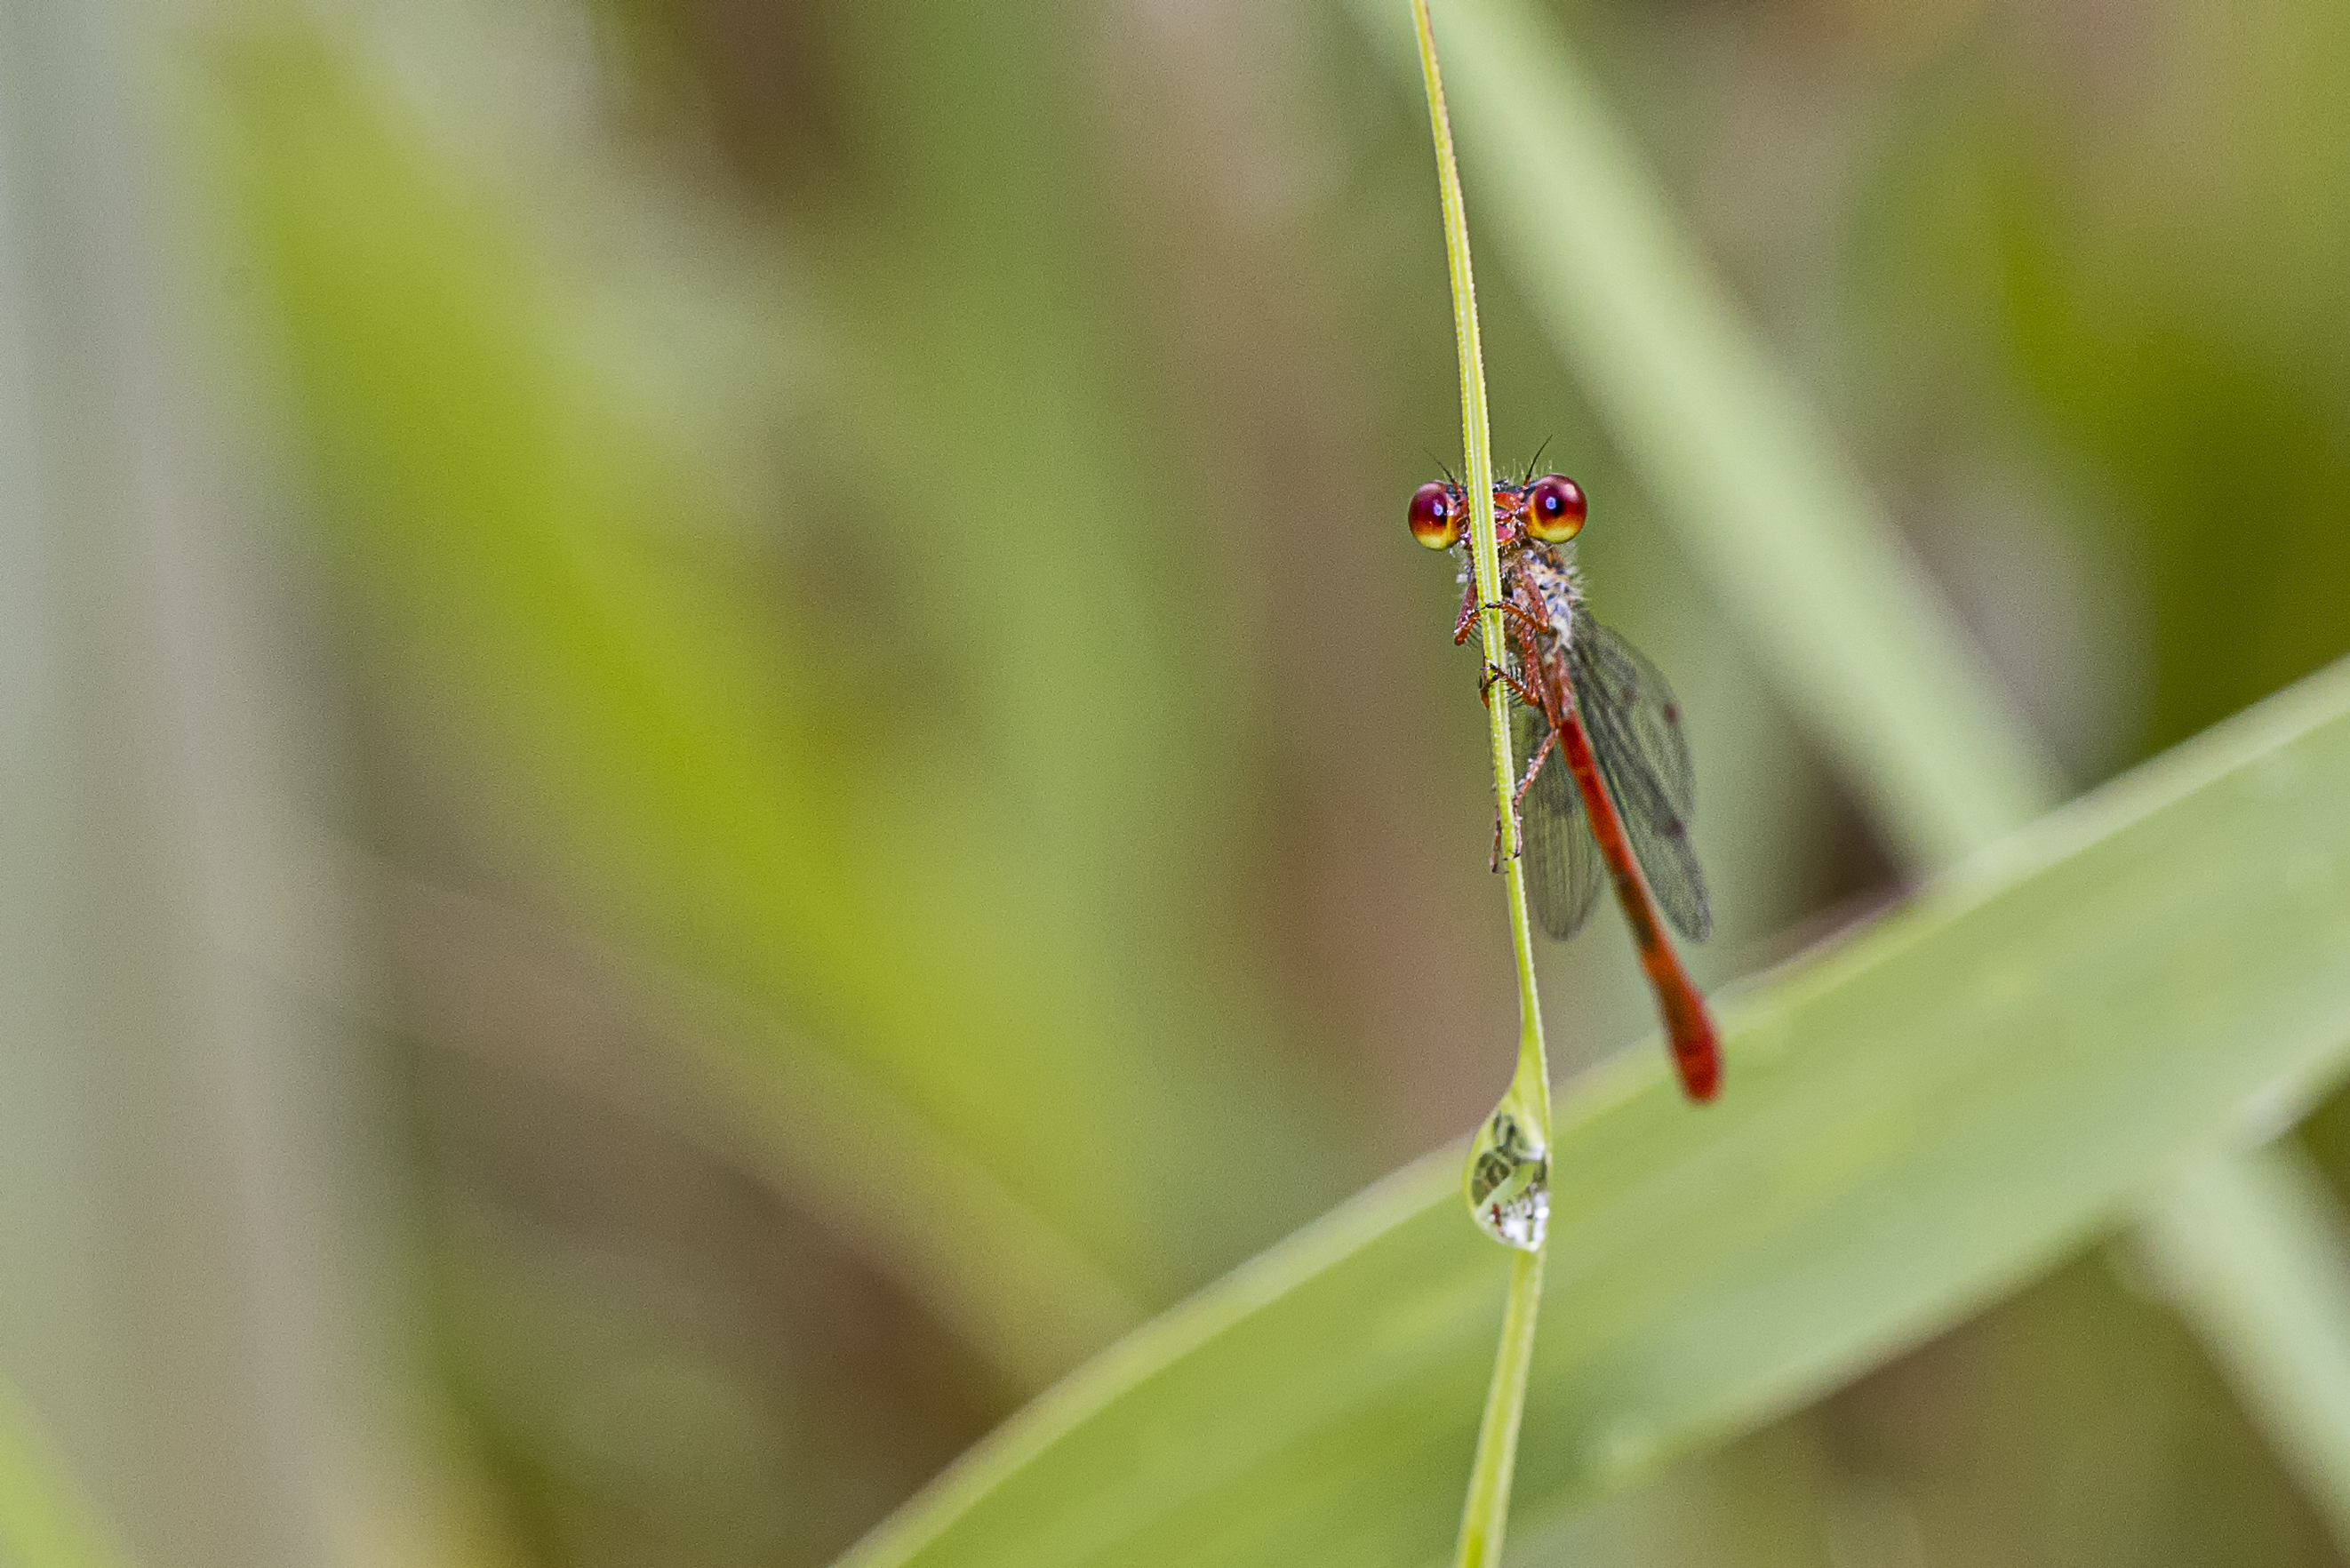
1464,1106,1548,1251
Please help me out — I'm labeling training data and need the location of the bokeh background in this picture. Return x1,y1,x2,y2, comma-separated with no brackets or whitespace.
3,0,2348,1564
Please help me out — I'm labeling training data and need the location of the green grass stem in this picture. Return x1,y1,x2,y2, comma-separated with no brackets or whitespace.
1407,3,1551,1562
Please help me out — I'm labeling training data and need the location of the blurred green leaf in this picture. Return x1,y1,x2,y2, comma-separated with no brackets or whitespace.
200,20,1299,1375
0,1385,124,1568
389,871,1142,1387
841,656,2350,1568
2138,1140,2350,1546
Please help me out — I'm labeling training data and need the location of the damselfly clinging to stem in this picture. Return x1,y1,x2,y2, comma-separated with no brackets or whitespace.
1411,467,1723,1101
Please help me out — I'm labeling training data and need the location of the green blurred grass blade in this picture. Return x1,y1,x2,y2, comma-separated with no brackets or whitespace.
1350,0,2059,872
2138,1140,2350,1543
842,659,2350,1568
200,22,1264,1352
1,7,487,1564
0,1387,125,1568
387,871,1142,1386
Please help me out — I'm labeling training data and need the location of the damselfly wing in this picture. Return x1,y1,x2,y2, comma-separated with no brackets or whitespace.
1563,609,1710,943
1508,698,1602,940
1511,615,1708,943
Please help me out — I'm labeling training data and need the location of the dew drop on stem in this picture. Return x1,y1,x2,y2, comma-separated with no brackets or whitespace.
1465,1104,1549,1252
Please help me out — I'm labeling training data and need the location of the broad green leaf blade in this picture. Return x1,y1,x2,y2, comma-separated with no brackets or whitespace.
843,659,2350,1568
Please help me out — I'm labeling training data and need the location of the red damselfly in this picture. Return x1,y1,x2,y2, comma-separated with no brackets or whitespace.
1411,467,1723,1101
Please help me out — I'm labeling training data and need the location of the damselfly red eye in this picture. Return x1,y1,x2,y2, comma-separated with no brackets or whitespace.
1409,482,1463,549
1524,474,1587,543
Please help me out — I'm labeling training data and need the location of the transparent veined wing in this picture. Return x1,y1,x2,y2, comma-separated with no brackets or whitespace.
1511,698,1605,940
1567,611,1712,941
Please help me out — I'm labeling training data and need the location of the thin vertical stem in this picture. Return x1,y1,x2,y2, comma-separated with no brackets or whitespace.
1408,3,1551,1564
1406,0,1547,1136
1451,1248,1546,1568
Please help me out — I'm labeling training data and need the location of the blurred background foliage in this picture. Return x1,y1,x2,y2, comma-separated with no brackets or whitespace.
1,0,2347,1564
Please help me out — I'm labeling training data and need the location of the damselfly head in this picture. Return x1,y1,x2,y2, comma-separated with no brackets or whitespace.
1408,481,1464,549
1412,471,1587,550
